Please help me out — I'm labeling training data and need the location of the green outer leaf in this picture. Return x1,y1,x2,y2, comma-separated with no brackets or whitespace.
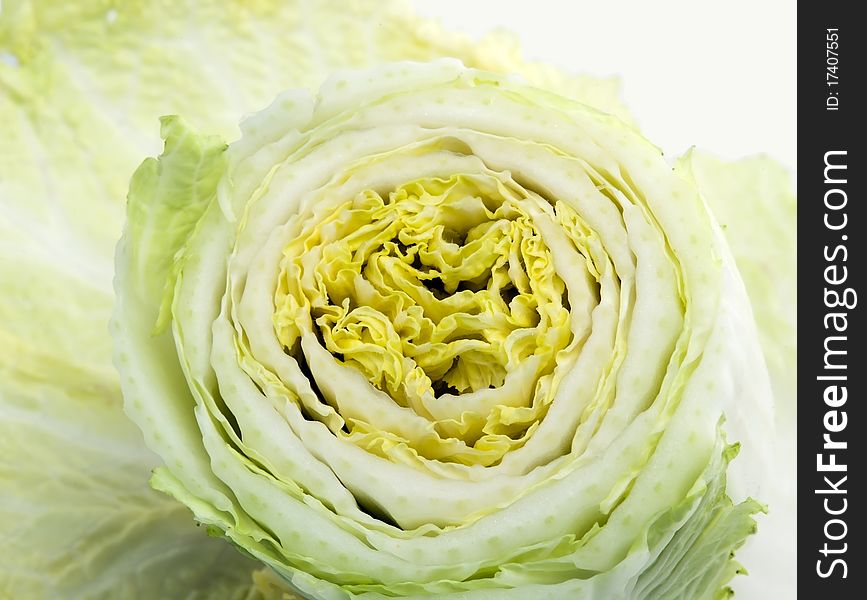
124,115,227,332
0,310,260,599
676,150,796,416
634,444,765,600
675,151,796,599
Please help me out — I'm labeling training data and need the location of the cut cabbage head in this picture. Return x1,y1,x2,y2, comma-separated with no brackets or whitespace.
113,60,774,600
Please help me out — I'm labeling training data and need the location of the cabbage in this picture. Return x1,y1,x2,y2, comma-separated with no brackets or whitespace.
0,2,794,599
111,60,776,600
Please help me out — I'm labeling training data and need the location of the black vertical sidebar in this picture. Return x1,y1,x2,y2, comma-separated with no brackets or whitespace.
798,1,864,597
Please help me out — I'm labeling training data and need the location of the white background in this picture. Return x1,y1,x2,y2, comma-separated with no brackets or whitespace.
410,0,796,172
410,1,797,597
